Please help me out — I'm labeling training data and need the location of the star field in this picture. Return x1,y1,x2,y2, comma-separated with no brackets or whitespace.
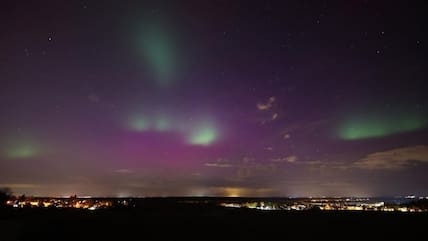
0,0,427,197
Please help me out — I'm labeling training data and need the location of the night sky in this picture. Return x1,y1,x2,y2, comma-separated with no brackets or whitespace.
1,1,428,197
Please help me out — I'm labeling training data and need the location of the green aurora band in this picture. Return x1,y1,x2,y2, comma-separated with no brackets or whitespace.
129,115,171,132
189,127,217,146
338,114,426,140
139,26,176,86
155,117,171,131
6,144,38,159
128,113,218,145
129,116,150,132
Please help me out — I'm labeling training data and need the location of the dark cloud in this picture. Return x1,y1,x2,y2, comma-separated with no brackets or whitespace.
353,145,428,170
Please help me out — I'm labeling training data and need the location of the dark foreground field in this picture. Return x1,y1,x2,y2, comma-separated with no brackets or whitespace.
1,203,427,241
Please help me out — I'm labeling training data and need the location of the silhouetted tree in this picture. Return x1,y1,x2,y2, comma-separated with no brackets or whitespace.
0,187,12,207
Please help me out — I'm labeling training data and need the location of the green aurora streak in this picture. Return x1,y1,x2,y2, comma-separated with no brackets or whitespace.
6,144,38,159
128,113,218,146
129,116,150,131
139,27,176,86
154,117,171,131
189,127,217,146
338,114,426,140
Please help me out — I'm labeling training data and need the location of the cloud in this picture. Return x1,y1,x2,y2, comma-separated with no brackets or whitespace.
204,158,233,168
272,113,278,120
254,97,279,124
204,156,279,180
0,183,41,189
204,163,233,168
257,96,275,111
353,145,428,170
306,160,323,165
271,155,298,163
285,159,348,170
115,169,135,174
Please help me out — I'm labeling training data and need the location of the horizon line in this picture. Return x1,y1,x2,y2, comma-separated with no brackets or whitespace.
6,195,426,199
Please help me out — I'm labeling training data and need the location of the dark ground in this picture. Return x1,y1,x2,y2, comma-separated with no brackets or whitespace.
1,202,427,241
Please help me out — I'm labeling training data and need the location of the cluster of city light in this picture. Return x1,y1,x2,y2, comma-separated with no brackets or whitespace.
5,197,118,210
220,197,428,212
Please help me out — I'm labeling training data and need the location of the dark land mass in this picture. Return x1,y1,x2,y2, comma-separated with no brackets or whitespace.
1,198,427,241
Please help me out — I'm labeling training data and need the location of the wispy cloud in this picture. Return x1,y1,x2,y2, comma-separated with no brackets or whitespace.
205,156,280,180
204,158,233,168
0,183,41,189
292,159,348,170
257,96,275,111
272,113,278,120
353,145,428,170
115,169,135,174
87,93,101,103
271,155,298,163
236,157,277,179
204,163,233,168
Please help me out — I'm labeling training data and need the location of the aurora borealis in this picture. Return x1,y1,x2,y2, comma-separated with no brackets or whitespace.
189,126,218,146
6,144,38,159
138,25,177,86
338,113,427,140
1,1,428,197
